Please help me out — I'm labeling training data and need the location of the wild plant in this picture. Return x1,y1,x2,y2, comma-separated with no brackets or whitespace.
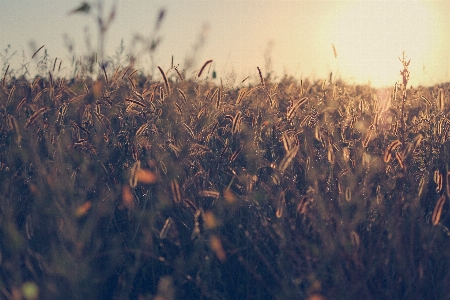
2,3,450,298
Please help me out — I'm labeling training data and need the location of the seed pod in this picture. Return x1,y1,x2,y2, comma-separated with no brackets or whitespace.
229,143,243,162
278,145,299,173
276,191,286,218
395,152,405,170
432,194,446,226
418,176,426,197
287,97,308,120
421,95,431,106
384,140,401,163
281,133,291,153
192,209,204,239
437,88,445,111
327,142,335,164
435,170,443,193
342,147,350,163
345,187,351,202
412,133,423,151
231,111,242,134
376,185,382,205
25,107,49,129
171,180,181,203
160,217,174,239
129,161,141,188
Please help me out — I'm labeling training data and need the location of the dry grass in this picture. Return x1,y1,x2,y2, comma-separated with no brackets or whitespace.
1,9,450,298
1,55,450,299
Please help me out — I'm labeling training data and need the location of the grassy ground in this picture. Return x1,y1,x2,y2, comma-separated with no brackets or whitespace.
1,53,450,299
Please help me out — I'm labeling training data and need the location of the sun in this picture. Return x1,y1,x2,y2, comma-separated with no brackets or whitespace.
327,1,439,87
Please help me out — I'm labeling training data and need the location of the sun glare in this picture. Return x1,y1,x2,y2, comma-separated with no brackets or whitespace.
328,1,439,87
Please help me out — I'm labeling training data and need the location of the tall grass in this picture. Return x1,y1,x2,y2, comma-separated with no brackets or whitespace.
2,52,450,299
1,4,450,300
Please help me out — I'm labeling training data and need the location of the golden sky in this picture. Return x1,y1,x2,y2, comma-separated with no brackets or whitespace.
1,0,448,88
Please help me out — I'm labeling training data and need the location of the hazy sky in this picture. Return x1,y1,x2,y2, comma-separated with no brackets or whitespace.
1,0,449,88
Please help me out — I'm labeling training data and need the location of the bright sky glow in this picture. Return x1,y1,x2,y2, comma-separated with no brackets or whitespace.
1,0,449,88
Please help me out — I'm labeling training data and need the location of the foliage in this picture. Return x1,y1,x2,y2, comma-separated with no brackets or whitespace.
1,53,450,300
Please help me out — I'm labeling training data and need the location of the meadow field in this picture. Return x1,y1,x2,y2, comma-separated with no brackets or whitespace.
1,4,450,300
1,48,450,300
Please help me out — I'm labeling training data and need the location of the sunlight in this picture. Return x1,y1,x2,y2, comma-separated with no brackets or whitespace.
327,1,439,87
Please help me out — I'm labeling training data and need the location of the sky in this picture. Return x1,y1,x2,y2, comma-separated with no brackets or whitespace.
1,0,450,88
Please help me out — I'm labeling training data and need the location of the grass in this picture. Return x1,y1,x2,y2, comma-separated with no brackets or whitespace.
1,5,450,300
1,55,450,299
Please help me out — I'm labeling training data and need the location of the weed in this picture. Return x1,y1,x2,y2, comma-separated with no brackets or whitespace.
1,4,450,300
